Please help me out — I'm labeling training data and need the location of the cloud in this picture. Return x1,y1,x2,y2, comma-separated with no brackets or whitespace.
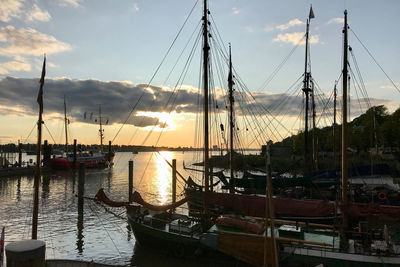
273,32,319,45
276,19,304,31
327,18,344,25
0,59,31,74
232,7,240,15
26,4,51,22
0,0,23,22
57,0,80,8
0,77,396,131
263,25,274,32
0,26,72,57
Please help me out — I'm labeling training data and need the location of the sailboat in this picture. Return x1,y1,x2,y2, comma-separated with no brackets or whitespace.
199,9,400,266
50,104,114,169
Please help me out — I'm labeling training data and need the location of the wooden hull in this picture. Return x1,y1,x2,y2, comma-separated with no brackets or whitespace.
201,231,400,267
126,208,202,258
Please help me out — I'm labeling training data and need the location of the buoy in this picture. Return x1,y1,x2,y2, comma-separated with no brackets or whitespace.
378,192,387,201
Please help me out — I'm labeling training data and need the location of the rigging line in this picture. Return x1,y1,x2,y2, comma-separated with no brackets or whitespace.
316,90,334,126
140,27,202,146
257,35,305,92
43,122,56,144
209,14,229,58
87,201,123,257
349,49,372,108
236,76,291,135
270,74,305,114
24,123,37,143
349,68,366,114
126,23,203,147
350,28,400,94
111,0,200,144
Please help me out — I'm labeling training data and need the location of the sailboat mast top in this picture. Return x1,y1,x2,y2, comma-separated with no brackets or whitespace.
228,44,234,194
341,9,349,226
203,0,210,192
64,95,68,153
303,13,312,174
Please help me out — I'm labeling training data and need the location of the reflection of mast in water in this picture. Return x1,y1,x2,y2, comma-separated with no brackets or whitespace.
42,174,50,199
77,164,85,254
17,177,21,201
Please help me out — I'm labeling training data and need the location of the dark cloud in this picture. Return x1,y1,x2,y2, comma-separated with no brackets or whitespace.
0,77,396,128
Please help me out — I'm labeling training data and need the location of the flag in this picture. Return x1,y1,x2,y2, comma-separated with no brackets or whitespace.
0,227,4,267
37,55,46,114
83,112,87,119
309,5,315,19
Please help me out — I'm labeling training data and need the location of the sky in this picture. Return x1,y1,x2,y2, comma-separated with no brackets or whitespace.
0,0,399,148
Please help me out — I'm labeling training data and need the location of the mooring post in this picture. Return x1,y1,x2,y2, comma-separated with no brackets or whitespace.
18,141,22,167
108,140,112,162
43,140,50,167
172,159,177,209
73,139,77,168
6,240,46,267
78,162,85,199
129,160,133,203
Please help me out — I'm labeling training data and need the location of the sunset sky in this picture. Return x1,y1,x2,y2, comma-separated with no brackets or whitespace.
0,0,399,148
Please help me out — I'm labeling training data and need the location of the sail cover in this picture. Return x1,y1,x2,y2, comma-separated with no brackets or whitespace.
132,191,188,211
203,191,335,217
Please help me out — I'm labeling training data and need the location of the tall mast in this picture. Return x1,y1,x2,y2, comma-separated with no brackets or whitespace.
311,80,317,170
32,55,46,240
333,82,337,170
99,104,104,152
228,44,234,194
302,6,314,174
64,95,68,153
341,9,349,230
203,0,210,192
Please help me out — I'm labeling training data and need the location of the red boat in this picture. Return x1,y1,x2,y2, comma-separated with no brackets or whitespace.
50,151,114,169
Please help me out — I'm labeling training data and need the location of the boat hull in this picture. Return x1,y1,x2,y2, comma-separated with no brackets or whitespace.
50,153,114,170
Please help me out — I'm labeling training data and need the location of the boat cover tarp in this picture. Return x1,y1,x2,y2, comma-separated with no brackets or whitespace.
132,191,188,211
203,192,335,217
95,188,129,207
341,202,400,221
94,189,188,211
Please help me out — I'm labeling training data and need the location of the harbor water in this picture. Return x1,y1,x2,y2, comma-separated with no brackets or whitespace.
0,151,229,266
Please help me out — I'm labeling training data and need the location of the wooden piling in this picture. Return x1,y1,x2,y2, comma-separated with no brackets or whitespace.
73,139,77,169
18,141,22,167
172,159,177,207
129,160,133,203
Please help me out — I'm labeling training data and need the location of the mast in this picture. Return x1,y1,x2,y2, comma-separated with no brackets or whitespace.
341,9,349,233
228,44,235,194
203,0,210,192
311,80,317,170
32,55,46,240
99,104,104,152
64,95,68,153
333,82,337,170
302,6,314,174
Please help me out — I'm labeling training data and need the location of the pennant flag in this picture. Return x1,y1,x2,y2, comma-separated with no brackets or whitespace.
37,55,46,115
83,112,87,119
309,5,315,19
0,227,4,267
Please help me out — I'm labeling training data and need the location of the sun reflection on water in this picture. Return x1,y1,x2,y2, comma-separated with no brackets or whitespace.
154,151,173,205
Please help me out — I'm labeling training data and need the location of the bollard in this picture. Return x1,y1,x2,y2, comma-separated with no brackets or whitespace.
128,161,133,203
6,240,46,267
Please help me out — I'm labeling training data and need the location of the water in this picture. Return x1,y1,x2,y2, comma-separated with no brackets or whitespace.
0,151,215,266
